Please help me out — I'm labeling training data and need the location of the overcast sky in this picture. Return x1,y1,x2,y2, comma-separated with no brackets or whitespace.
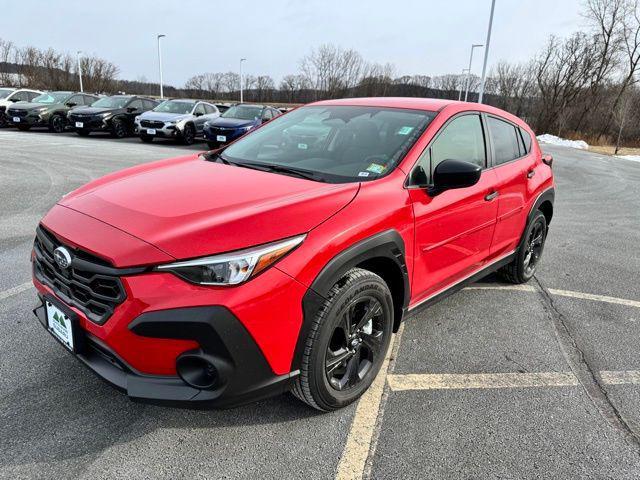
4,0,586,86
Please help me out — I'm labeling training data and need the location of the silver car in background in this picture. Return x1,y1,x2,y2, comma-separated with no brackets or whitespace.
134,99,221,145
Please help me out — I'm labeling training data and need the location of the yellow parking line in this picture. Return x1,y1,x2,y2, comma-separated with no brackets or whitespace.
335,325,404,480
387,372,580,391
387,371,640,392
0,282,33,301
466,284,640,309
600,371,640,385
547,288,640,309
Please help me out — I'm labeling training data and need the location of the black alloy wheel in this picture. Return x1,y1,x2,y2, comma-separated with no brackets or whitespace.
325,296,385,391
182,124,195,145
499,210,548,284
292,268,394,411
49,114,65,133
112,119,127,138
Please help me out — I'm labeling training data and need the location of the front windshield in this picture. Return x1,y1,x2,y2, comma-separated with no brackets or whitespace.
0,89,14,99
90,96,131,108
222,105,263,120
221,105,437,183
32,92,71,104
153,100,195,114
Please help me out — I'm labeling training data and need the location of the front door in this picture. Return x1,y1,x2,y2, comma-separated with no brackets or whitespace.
409,113,499,306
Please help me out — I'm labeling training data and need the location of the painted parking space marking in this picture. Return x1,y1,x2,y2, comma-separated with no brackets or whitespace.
0,282,32,301
387,371,640,392
336,324,405,480
466,284,640,308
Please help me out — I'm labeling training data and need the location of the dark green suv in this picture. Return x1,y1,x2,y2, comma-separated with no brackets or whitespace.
7,91,99,132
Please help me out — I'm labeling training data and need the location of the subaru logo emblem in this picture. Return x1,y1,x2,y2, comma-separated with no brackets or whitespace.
53,247,72,269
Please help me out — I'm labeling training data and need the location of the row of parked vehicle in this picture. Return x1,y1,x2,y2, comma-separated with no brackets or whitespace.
0,87,284,147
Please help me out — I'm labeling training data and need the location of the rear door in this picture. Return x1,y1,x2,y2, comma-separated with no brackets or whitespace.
408,112,499,305
486,115,537,256
193,103,208,133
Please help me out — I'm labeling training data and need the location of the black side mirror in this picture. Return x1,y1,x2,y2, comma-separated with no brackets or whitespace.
428,159,482,196
9,98,20,102
194,111,203,117
127,107,137,113
66,102,77,107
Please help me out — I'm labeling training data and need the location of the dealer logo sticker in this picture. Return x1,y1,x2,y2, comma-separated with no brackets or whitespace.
53,246,72,269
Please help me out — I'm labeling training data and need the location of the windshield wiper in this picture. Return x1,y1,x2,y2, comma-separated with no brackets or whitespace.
241,162,325,182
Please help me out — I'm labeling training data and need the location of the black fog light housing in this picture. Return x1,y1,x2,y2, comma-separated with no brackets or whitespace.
176,352,220,390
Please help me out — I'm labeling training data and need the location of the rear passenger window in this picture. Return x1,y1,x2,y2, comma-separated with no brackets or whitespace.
487,117,521,165
519,127,532,154
204,104,218,114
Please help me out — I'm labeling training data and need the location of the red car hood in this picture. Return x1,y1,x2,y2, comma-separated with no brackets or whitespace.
60,154,359,260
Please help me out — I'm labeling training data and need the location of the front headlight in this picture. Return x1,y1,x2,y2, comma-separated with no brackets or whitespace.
242,125,254,132
34,106,47,113
155,234,305,285
99,112,112,118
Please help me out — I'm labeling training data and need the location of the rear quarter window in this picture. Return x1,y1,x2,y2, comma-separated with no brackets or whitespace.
519,127,533,154
487,116,521,165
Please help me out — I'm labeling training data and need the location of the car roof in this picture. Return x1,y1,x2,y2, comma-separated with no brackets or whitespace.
310,97,455,111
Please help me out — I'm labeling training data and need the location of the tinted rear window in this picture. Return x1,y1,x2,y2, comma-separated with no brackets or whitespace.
488,116,521,165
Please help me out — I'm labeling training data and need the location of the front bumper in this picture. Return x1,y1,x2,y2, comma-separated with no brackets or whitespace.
33,296,298,407
203,126,247,144
7,111,47,127
68,115,110,131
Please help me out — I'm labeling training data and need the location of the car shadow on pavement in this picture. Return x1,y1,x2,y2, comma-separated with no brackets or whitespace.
0,351,321,470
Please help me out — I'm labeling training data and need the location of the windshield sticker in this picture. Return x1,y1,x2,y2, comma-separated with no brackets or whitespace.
366,163,386,174
297,143,308,150
397,126,414,135
358,171,370,177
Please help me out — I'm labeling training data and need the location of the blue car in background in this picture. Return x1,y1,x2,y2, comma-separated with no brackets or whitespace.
203,103,281,149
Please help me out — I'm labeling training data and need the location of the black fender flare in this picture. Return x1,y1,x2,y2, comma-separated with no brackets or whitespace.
291,229,410,371
528,187,554,225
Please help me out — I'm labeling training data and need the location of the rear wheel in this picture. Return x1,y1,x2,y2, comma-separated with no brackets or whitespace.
111,119,128,138
499,210,547,284
181,124,195,145
48,114,65,133
140,134,154,143
292,268,394,411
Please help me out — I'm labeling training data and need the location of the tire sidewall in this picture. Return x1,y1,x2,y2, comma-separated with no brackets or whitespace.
182,124,195,145
49,114,65,133
308,276,393,410
515,211,547,281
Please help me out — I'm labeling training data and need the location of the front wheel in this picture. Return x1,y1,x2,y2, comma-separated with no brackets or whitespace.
292,268,394,411
111,119,128,138
48,114,65,133
499,210,547,284
181,124,195,145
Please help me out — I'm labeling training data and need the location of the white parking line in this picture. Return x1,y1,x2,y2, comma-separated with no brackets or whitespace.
466,284,640,308
0,282,33,301
387,371,640,391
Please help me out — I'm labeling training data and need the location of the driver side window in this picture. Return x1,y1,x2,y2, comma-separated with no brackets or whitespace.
415,114,486,184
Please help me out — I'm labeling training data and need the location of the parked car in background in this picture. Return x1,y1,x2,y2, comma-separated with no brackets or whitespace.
0,88,43,127
30,98,554,410
203,104,281,149
7,91,99,132
67,95,158,138
135,99,221,145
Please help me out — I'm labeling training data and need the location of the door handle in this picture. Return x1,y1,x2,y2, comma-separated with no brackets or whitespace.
527,169,535,179
484,191,499,201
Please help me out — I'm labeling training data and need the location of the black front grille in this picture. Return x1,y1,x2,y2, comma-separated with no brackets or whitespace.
140,120,164,128
7,109,28,117
33,226,127,325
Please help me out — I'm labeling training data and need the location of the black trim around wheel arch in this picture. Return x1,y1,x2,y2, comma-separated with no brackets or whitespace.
528,187,554,225
292,229,409,371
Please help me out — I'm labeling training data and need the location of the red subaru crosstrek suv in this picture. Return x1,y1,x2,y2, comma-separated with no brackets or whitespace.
32,98,554,411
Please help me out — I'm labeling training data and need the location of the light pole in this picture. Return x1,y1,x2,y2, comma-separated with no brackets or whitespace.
157,34,166,99
76,50,83,92
478,0,496,104
458,69,469,101
239,58,246,103
464,44,483,102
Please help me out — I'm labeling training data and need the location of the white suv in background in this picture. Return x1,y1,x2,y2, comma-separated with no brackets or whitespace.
0,88,43,127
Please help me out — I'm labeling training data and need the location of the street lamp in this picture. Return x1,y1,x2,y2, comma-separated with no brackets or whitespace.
239,58,247,103
458,69,469,101
478,0,496,104
76,50,83,93
157,34,166,99
464,44,483,102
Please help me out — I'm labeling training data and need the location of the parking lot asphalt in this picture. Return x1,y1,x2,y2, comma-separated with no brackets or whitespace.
1,129,639,479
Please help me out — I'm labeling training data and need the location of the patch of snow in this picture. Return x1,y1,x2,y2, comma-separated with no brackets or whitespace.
615,155,640,163
537,134,589,150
